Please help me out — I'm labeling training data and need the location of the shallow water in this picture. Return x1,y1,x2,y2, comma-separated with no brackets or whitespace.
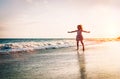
0,41,120,79
0,48,81,79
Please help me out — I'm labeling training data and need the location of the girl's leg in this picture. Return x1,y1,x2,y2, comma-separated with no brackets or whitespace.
80,40,85,51
77,41,79,50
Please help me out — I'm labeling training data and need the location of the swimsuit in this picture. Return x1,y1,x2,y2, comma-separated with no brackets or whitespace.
76,30,83,41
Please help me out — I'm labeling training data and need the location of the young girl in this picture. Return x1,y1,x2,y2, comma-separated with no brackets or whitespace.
68,24,90,51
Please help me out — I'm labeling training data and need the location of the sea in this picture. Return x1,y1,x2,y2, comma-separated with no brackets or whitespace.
0,38,75,53
0,38,106,79
0,38,94,54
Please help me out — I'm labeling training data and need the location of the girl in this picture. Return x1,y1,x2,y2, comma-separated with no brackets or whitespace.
68,24,90,51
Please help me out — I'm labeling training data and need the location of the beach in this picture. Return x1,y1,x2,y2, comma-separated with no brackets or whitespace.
0,41,120,79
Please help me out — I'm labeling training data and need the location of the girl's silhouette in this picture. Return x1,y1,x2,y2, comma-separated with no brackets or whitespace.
68,24,90,51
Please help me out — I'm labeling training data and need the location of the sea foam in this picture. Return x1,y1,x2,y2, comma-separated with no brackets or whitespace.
0,40,75,53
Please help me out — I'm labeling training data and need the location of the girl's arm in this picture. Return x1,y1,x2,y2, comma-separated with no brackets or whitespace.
82,30,90,33
68,30,77,33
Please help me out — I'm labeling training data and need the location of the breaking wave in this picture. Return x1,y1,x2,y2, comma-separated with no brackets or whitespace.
0,40,75,53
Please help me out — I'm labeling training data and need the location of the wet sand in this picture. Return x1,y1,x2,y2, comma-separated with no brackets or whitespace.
0,41,120,79
85,41,120,79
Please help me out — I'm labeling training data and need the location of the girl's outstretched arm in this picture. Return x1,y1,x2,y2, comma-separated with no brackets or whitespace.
82,30,90,33
68,30,77,33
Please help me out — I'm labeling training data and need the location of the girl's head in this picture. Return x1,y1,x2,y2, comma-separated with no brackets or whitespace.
77,24,83,30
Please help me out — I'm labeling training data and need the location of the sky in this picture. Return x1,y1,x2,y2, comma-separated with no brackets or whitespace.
0,0,120,38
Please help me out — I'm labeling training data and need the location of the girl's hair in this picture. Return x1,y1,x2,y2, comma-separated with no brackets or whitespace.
77,24,83,30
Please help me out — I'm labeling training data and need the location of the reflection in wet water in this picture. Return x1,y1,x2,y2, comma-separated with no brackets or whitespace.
77,51,87,79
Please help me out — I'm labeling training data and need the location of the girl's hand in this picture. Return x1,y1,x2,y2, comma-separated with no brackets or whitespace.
87,31,90,33
67,31,71,33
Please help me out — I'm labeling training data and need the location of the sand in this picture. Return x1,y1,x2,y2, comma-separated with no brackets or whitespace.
0,41,120,79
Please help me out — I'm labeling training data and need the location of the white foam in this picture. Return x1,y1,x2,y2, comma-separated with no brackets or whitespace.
0,39,97,53
0,40,76,53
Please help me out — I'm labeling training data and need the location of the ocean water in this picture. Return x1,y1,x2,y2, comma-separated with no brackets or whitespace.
0,38,76,53
0,38,95,54
0,38,80,79
1,39,120,79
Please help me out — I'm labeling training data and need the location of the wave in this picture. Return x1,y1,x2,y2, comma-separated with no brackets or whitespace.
0,40,76,54
0,38,98,54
